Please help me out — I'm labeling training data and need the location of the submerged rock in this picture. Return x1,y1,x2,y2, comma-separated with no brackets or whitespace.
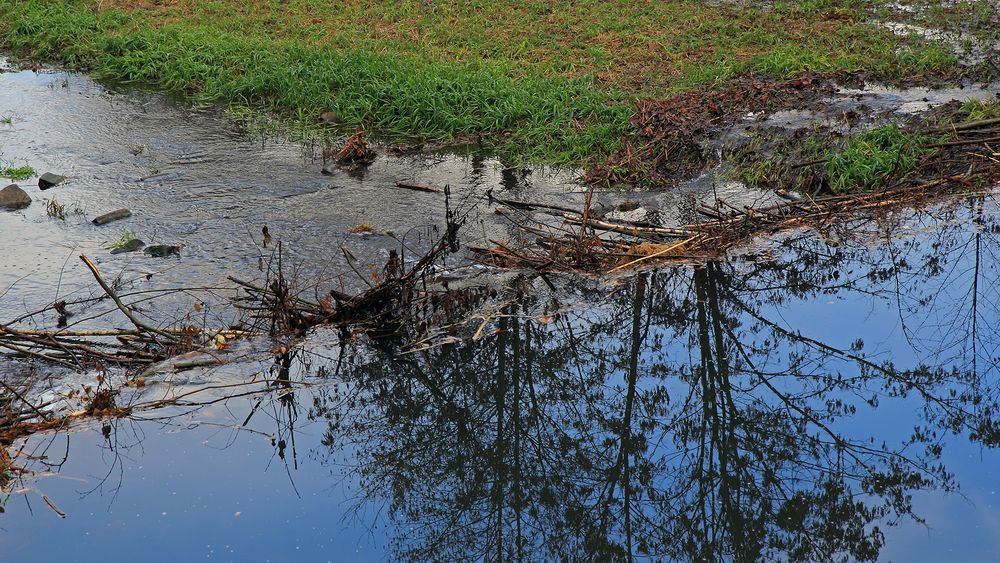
92,208,132,226
0,184,30,209
38,172,67,190
109,238,145,254
144,244,181,257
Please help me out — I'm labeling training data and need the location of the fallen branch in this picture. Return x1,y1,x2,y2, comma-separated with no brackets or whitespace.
79,255,179,343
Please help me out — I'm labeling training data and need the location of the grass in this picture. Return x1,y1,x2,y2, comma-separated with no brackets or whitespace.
44,197,83,220
729,122,943,194
0,1,962,165
962,97,1000,121
0,164,35,181
104,228,139,251
826,125,933,193
45,198,66,220
730,129,831,192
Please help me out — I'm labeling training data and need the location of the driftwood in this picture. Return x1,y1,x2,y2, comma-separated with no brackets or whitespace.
472,116,1000,273
477,172,997,273
0,258,251,370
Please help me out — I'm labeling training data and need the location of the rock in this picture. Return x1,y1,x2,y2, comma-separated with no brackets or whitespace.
92,208,132,226
0,184,30,209
144,244,181,257
38,172,67,190
616,200,642,213
110,238,145,254
321,165,335,176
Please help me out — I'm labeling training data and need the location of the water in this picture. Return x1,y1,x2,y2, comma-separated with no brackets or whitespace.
2,63,1000,562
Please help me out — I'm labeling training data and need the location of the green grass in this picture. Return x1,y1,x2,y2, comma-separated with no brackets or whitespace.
962,97,1000,121
104,228,139,251
0,165,35,181
0,1,963,165
826,125,933,193
731,123,944,194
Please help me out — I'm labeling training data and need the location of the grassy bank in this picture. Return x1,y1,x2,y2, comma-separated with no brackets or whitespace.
0,1,959,164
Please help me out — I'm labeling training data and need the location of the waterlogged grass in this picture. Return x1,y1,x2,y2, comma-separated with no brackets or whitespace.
730,124,942,194
104,228,139,252
826,125,934,192
43,197,84,219
1,165,35,181
962,97,1000,121
0,1,961,164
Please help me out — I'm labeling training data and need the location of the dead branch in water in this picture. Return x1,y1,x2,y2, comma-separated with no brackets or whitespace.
232,186,469,336
80,254,179,343
475,169,997,273
1,262,248,370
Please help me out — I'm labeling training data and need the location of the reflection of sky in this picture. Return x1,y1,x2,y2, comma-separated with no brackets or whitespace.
5,204,1000,562
4,409,390,562
764,223,1000,561
883,448,1000,562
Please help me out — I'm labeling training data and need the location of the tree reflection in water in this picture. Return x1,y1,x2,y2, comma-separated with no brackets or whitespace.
307,196,1000,562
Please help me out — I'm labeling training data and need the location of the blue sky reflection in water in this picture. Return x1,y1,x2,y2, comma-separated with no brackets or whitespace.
3,195,1000,562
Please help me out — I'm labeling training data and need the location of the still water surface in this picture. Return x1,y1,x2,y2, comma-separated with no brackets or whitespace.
1,62,1000,562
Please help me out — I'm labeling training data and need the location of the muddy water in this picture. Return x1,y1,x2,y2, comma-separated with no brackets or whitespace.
2,63,1000,561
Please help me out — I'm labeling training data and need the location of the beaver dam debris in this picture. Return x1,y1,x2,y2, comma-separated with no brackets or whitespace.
477,117,1000,273
2,214,469,370
2,187,470,354
333,129,376,165
1,108,998,479
0,220,486,486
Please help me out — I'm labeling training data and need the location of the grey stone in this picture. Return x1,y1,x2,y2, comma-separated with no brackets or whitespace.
92,208,132,226
321,165,335,176
38,172,67,190
0,184,31,209
144,244,181,257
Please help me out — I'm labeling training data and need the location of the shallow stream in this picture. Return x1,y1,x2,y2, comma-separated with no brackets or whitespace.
2,62,1000,562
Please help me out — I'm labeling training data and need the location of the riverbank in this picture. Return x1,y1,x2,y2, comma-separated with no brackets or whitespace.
3,28,1000,560
0,0,983,173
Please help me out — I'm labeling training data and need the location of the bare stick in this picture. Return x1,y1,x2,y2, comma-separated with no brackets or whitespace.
0,340,79,369
0,380,52,421
394,181,442,194
923,117,1000,134
79,255,178,342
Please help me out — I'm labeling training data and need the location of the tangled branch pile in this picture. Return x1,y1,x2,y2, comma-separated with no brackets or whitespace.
478,116,1000,273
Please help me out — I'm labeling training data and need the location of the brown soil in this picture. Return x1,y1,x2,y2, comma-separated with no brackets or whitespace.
585,71,857,188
